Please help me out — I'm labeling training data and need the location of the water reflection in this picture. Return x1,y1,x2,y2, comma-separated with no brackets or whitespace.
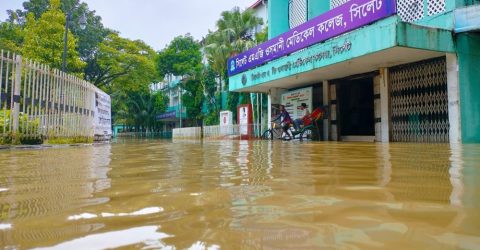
0,140,479,249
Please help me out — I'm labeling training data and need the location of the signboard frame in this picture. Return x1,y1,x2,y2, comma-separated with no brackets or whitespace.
227,0,397,76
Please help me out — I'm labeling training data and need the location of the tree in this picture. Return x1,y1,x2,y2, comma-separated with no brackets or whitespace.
204,7,263,73
22,0,85,74
0,21,24,53
6,0,111,80
204,7,263,119
114,89,168,132
156,35,204,126
156,34,202,77
203,67,221,125
88,32,158,92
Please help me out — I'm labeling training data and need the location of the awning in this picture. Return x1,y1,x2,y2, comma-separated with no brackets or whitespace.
455,5,480,33
229,16,455,93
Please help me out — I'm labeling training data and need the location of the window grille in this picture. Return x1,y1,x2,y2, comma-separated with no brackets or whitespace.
397,0,424,22
289,0,308,28
330,0,351,9
390,57,449,143
427,0,446,16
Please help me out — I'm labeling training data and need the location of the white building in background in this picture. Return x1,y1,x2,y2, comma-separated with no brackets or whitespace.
151,74,186,131
249,0,268,34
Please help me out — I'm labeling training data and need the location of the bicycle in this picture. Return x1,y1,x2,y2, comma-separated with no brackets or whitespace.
262,122,293,140
291,125,313,141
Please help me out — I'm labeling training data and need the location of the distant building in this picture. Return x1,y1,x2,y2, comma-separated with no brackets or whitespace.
151,74,186,131
249,0,268,35
228,0,480,143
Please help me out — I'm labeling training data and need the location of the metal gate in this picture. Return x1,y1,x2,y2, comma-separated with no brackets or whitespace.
390,57,449,143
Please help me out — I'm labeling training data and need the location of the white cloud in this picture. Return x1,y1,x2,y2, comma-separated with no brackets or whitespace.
82,0,255,50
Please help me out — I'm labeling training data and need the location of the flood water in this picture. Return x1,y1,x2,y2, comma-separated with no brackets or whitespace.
0,139,479,249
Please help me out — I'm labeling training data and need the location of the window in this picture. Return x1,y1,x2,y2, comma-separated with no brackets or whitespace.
289,0,308,28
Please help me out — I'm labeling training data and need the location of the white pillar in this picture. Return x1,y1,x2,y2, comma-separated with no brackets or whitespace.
268,92,272,129
12,55,22,133
379,68,390,143
267,88,287,130
323,80,329,141
447,53,462,144
374,75,381,142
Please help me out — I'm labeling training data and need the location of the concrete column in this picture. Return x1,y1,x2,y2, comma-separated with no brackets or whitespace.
374,74,381,142
457,33,480,143
268,93,272,129
322,80,329,141
379,68,390,143
447,53,462,144
329,82,338,141
268,88,287,130
268,0,290,39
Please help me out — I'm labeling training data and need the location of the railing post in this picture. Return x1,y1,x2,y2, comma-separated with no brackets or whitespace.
12,55,22,135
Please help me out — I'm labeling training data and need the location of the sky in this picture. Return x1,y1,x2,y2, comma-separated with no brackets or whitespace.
0,0,255,50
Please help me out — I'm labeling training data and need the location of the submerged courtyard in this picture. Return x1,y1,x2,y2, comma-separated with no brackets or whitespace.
0,139,479,249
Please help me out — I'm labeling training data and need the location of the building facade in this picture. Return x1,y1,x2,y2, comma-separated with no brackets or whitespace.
228,0,480,143
152,74,187,131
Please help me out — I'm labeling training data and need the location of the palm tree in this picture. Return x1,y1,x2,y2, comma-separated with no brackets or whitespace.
204,7,263,91
117,90,167,133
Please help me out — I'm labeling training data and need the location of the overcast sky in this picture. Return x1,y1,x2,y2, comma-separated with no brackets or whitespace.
0,0,255,50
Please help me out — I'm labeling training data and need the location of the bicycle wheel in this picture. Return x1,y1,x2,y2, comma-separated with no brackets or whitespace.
300,127,313,141
262,129,273,140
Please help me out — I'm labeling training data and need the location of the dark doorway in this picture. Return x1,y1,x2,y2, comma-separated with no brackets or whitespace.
337,78,375,136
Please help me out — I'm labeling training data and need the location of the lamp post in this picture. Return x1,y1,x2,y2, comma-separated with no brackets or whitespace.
62,11,87,72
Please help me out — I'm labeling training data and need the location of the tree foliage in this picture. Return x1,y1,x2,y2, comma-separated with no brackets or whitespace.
87,32,158,91
204,7,264,119
5,0,109,60
156,34,202,77
113,89,168,131
0,21,24,53
1,0,163,128
204,7,263,86
22,0,85,74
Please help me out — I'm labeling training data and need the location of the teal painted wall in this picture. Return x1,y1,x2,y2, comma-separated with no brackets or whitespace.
308,0,330,20
457,33,480,143
230,17,398,91
396,22,455,52
268,0,290,39
229,16,458,92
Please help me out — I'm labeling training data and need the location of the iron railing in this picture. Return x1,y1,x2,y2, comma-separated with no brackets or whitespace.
0,50,100,143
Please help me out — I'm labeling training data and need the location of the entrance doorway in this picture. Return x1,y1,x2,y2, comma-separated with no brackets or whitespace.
337,77,375,141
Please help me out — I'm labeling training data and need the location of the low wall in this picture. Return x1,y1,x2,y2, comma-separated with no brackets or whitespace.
172,124,263,140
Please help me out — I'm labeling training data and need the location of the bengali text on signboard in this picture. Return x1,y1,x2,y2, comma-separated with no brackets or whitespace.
227,0,396,76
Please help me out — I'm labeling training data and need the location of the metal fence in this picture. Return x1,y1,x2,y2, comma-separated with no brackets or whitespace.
172,124,264,140
0,50,97,143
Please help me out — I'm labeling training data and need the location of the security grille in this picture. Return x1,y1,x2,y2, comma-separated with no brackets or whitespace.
390,57,449,143
330,0,351,9
428,0,446,16
397,0,424,22
289,0,308,28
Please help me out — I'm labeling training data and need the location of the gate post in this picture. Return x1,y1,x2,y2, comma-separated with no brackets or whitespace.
12,55,22,135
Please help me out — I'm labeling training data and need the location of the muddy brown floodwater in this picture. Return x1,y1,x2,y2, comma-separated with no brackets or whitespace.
0,139,479,249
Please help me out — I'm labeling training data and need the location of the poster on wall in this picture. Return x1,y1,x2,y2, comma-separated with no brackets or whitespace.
220,111,233,126
281,87,313,120
237,104,252,139
93,88,112,140
219,111,233,135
